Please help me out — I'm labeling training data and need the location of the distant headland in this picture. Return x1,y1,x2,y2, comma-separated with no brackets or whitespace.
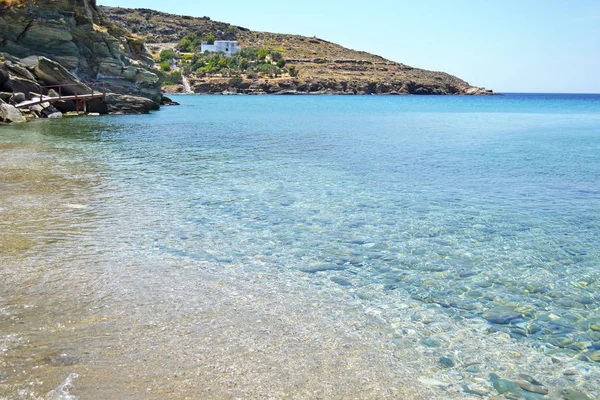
0,0,492,123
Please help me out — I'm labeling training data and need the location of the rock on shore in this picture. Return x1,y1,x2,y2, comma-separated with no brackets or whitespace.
186,76,494,95
0,0,163,119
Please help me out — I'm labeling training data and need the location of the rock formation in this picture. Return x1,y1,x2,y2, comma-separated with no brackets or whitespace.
0,0,163,120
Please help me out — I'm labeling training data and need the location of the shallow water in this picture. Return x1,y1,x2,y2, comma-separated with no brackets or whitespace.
1,94,599,399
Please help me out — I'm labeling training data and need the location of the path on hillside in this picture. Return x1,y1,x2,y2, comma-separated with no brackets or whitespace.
181,73,193,94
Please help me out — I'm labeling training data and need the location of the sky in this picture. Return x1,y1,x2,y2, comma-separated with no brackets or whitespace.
97,0,600,93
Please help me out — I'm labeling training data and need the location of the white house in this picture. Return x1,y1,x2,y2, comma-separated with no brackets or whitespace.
200,40,242,57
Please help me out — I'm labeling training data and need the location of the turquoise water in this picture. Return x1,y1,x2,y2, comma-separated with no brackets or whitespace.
162,95,600,350
2,93,600,397
15,94,600,349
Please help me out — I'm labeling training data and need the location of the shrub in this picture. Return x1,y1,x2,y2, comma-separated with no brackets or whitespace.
160,61,172,72
270,51,282,61
256,63,280,77
288,65,298,77
159,49,176,62
239,48,258,59
177,32,202,52
204,33,216,45
257,48,269,60
155,70,183,85
276,59,286,68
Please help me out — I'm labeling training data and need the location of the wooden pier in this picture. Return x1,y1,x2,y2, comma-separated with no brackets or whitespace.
16,82,106,112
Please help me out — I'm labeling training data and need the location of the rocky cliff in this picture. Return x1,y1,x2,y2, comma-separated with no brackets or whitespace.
0,0,162,105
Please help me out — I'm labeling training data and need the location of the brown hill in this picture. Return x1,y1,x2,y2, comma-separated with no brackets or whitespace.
101,6,492,95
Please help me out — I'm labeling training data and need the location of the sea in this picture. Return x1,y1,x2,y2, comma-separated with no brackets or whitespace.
1,93,599,399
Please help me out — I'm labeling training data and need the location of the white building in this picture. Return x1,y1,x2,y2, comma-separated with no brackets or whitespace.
200,41,242,57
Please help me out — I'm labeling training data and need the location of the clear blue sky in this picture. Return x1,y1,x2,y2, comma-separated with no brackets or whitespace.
98,0,600,93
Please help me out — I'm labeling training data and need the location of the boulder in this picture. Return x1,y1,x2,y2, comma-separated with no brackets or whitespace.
40,104,61,118
89,93,159,115
4,61,37,82
47,111,63,119
29,104,45,116
463,87,494,95
0,102,27,123
9,92,26,104
0,66,9,87
3,76,41,97
160,95,180,106
20,56,90,96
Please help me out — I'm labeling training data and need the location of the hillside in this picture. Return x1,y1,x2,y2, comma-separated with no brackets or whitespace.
101,6,493,95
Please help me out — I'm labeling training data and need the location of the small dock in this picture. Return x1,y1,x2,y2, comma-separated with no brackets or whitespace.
16,82,106,111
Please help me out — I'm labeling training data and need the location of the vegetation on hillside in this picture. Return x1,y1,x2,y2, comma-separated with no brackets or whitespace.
185,48,292,78
101,6,490,95
156,38,297,80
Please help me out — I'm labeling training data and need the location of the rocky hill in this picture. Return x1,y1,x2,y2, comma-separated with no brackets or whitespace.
101,6,492,95
0,0,166,122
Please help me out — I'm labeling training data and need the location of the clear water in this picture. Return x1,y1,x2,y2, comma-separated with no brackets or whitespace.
1,93,600,398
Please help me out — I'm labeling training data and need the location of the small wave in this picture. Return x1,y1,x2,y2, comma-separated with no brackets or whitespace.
45,373,79,400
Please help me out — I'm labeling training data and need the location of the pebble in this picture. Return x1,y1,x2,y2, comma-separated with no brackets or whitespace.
418,377,447,387
518,374,543,386
516,379,548,395
43,353,80,367
299,263,345,273
330,275,352,286
421,337,441,348
562,389,593,400
585,351,600,362
490,374,520,394
482,308,521,325
438,356,454,368
463,384,491,396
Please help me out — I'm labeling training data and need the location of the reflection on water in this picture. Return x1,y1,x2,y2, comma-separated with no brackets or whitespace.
1,95,600,399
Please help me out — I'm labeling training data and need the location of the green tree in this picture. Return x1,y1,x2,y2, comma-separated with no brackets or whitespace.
257,48,269,61
159,49,176,62
270,51,282,61
205,33,216,45
239,58,249,70
276,59,286,68
177,32,202,52
177,37,192,52
239,48,258,59
288,65,298,77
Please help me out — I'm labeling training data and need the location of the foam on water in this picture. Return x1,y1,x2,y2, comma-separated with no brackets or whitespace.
45,374,79,400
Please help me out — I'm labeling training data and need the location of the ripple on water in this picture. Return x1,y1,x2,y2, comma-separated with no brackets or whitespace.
2,95,600,398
